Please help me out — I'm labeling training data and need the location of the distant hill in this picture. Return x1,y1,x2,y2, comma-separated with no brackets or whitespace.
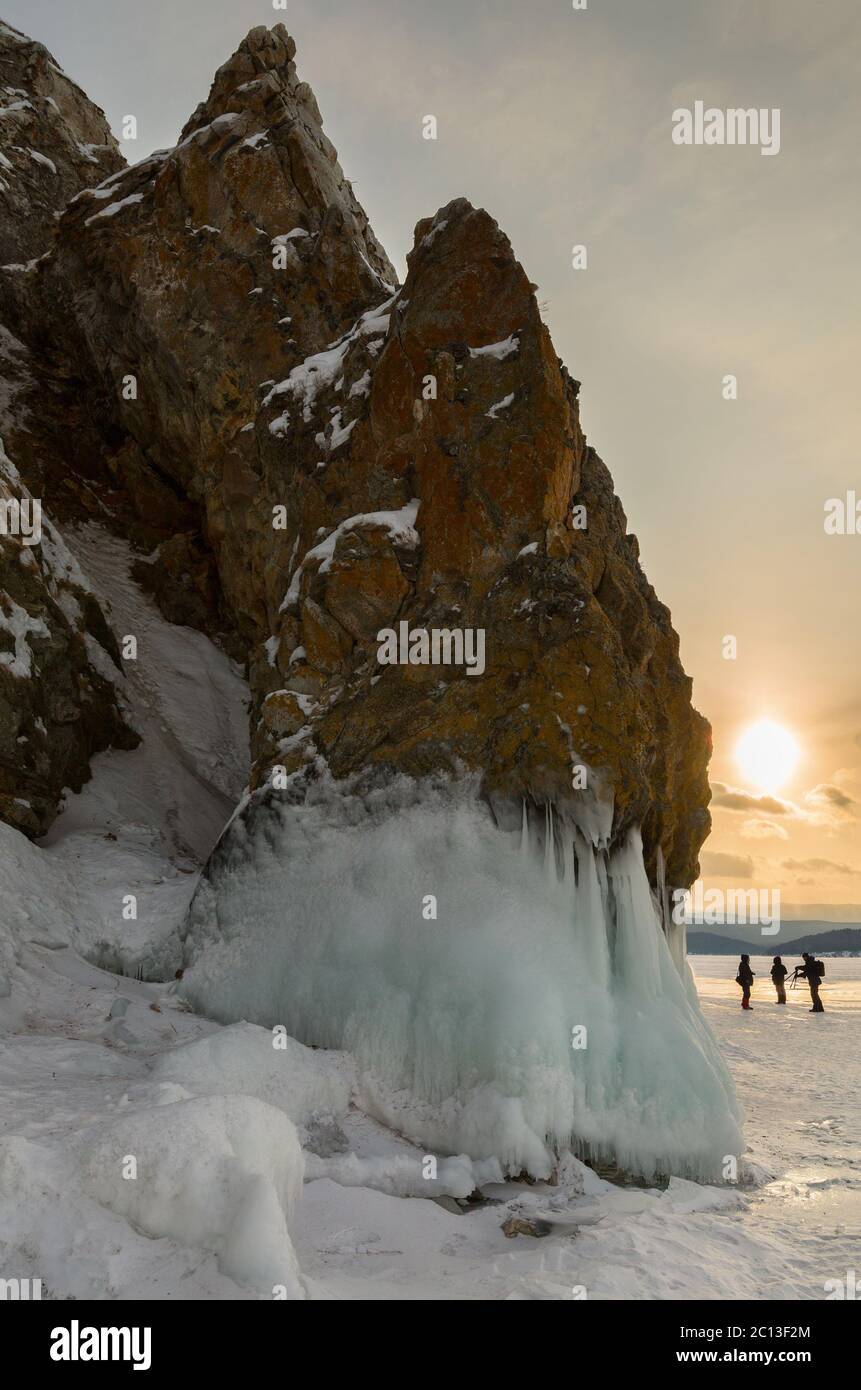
682,919,860,949
687,931,760,955
687,928,861,956
779,928,861,955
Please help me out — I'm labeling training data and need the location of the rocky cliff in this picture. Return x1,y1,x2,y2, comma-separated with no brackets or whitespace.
0,18,726,1178
0,20,134,836
0,20,709,883
0,18,121,265
251,193,710,886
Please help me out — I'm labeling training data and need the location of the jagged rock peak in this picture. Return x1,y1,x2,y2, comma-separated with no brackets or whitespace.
59,22,396,289
0,17,123,264
250,192,711,886
180,24,312,136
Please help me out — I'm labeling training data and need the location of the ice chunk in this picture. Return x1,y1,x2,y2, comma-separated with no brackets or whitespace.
74,1094,305,1296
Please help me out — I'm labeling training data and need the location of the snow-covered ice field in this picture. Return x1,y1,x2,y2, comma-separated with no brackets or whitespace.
1,945,856,1300
0,534,858,1301
689,956,860,1297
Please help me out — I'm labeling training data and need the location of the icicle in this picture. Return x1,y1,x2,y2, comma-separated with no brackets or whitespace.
656,844,667,927
543,802,555,880
573,829,611,990
561,832,576,889
657,844,692,985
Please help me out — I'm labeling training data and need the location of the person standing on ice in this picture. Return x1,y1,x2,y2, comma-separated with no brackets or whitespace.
794,953,826,1013
770,955,788,1004
736,954,755,1009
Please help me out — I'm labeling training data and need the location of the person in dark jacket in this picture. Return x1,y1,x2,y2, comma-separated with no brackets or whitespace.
736,954,754,1009
771,955,788,1004
793,953,825,1012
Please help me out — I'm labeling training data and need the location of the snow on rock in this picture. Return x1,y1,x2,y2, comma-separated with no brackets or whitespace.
262,295,396,423
421,216,448,248
0,439,135,838
282,499,420,608
348,369,371,399
84,191,144,226
25,147,57,173
326,409,357,452
0,592,49,677
304,1148,503,1199
0,21,123,265
268,410,290,438
486,391,515,420
272,227,309,244
469,333,519,360
8,525,251,971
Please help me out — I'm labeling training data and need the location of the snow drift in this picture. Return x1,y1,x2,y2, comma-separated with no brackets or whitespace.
74,1094,305,1297
151,1020,354,1139
175,776,742,1180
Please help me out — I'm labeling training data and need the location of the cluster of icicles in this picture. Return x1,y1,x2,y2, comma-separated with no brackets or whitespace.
175,781,742,1179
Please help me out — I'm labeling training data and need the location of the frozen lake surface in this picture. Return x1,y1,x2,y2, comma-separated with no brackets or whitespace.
1,944,855,1300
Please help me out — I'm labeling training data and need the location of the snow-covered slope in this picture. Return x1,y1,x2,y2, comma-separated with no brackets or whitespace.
1,524,249,981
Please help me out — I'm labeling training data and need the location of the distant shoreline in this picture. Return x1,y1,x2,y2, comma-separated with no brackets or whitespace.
687,926,861,956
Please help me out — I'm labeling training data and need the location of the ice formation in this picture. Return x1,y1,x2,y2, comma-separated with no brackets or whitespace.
74,1094,306,1296
176,777,742,1181
151,1021,354,1140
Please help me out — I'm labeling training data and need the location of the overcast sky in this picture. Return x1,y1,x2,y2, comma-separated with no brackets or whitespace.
7,0,860,910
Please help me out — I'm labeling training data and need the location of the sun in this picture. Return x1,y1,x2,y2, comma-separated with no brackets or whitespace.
734,719,800,794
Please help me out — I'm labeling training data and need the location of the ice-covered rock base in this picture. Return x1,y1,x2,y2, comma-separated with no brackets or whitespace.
176,778,742,1181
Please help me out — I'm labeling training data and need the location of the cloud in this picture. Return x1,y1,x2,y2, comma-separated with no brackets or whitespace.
781,903,861,922
805,783,854,810
782,857,860,877
711,780,856,828
700,851,755,879
802,783,856,827
740,818,789,840
710,782,794,815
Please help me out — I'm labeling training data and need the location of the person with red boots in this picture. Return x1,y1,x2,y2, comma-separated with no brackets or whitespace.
736,954,755,1009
